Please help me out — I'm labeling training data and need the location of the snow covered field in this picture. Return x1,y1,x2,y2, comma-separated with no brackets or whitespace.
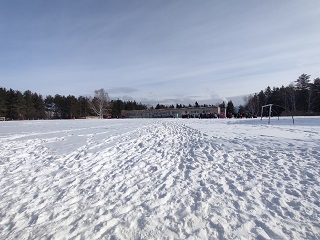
0,117,319,239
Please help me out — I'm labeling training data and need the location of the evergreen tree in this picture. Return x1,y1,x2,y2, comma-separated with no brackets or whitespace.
66,95,79,119
44,95,55,119
0,87,7,117
15,90,26,120
238,105,245,114
219,102,226,108
6,89,17,120
313,78,320,112
270,87,285,115
53,94,67,119
295,73,311,90
264,86,272,104
285,84,296,112
226,100,235,118
111,99,124,117
295,74,311,112
24,90,36,119
78,96,91,118
32,93,46,119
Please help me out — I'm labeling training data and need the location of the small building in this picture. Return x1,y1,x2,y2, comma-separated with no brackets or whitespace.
85,116,100,119
121,106,226,118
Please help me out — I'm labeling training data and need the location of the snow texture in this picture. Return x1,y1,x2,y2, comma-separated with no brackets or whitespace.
0,117,319,239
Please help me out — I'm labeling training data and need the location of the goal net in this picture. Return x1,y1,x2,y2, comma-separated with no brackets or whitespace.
260,104,294,124
260,104,273,124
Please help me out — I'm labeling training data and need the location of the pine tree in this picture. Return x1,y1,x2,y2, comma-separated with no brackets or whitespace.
226,100,235,118
313,78,320,112
0,87,7,117
295,74,311,112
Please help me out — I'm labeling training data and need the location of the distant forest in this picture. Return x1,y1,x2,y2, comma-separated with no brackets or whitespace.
241,73,320,117
153,73,320,117
0,89,147,120
0,73,319,120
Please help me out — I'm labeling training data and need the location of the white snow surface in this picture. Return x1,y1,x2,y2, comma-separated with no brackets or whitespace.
0,117,319,240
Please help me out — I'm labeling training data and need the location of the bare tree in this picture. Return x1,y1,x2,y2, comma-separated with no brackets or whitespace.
244,94,259,114
88,89,111,118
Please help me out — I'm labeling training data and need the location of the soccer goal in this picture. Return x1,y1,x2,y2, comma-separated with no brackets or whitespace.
260,104,295,124
260,104,273,124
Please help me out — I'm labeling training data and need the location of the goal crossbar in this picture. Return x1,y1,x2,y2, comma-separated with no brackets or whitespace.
260,104,294,124
261,104,273,124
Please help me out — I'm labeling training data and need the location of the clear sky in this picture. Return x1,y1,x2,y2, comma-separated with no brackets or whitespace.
1,0,320,106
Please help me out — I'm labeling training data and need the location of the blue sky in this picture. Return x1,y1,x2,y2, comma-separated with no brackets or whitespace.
1,0,320,106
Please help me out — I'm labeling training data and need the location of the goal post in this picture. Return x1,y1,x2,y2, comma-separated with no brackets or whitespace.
261,104,273,124
260,104,294,124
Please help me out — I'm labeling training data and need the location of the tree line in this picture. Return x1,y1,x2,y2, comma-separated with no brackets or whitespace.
0,87,147,120
241,74,320,116
1,73,319,120
153,101,222,110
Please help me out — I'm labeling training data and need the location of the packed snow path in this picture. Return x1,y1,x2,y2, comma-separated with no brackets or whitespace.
0,118,319,239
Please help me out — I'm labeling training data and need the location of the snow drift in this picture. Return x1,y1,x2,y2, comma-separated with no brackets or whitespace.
0,117,319,239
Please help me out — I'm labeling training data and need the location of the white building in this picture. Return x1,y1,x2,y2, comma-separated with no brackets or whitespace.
121,106,226,118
